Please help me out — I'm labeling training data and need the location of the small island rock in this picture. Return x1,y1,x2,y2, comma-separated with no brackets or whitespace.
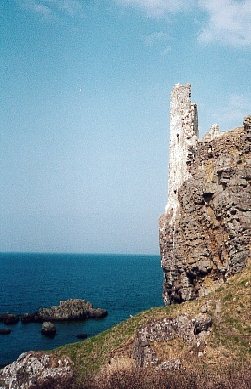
38,299,108,321
21,299,108,323
41,322,56,337
20,312,40,323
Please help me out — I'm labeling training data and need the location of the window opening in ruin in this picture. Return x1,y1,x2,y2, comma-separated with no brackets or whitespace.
202,192,213,203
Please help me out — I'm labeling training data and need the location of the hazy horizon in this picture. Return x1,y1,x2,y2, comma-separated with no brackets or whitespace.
0,251,160,256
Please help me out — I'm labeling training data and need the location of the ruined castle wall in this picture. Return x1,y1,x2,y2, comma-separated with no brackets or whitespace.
165,84,198,222
160,86,251,305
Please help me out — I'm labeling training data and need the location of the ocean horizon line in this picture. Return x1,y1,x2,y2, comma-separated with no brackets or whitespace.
0,251,160,257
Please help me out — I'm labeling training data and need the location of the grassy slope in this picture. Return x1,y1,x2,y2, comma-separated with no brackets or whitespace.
55,263,251,381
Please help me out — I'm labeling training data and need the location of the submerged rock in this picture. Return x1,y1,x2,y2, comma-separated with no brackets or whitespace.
0,329,11,335
76,333,88,340
0,352,73,389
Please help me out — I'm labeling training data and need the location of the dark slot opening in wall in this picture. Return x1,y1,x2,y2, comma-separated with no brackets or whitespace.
202,192,214,203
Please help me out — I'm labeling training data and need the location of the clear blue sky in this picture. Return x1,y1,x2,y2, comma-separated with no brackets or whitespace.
0,0,250,254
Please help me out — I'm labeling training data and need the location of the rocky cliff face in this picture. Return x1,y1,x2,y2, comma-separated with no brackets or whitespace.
160,87,251,306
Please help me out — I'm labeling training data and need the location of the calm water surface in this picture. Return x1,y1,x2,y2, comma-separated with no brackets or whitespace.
0,253,163,366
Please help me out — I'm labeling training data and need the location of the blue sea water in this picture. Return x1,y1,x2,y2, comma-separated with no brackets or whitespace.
0,253,163,366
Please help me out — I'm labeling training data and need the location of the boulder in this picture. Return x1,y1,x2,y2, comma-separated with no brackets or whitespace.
0,352,73,389
0,314,19,325
0,329,11,335
20,312,41,323
88,307,108,319
193,313,212,335
133,313,213,369
41,322,56,337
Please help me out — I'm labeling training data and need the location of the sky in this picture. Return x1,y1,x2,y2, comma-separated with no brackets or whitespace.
0,0,250,254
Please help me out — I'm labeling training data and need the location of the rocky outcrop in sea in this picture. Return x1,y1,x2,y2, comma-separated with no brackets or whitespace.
21,298,108,322
0,299,108,388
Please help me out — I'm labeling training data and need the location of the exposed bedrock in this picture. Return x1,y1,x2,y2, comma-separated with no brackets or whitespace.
160,114,251,305
133,313,212,369
0,352,73,389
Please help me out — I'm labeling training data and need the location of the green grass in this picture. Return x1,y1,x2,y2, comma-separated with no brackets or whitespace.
56,307,170,379
55,264,251,382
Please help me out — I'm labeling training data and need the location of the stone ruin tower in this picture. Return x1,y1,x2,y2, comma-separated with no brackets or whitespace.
160,84,251,306
165,84,198,222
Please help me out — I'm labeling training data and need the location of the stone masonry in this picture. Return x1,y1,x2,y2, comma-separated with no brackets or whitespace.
160,84,251,305
165,84,198,223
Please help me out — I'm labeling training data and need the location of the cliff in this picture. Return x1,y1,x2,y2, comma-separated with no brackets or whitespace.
160,84,251,305
1,85,250,388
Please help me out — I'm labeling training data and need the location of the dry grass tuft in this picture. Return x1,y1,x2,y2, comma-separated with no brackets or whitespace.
75,364,251,389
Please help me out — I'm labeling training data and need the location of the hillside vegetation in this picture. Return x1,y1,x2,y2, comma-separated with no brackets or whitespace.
55,262,251,388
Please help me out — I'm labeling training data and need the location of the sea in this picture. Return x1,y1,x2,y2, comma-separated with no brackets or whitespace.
0,253,163,366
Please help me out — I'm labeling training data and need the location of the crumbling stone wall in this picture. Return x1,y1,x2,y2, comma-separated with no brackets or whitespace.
165,84,198,223
160,85,251,305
